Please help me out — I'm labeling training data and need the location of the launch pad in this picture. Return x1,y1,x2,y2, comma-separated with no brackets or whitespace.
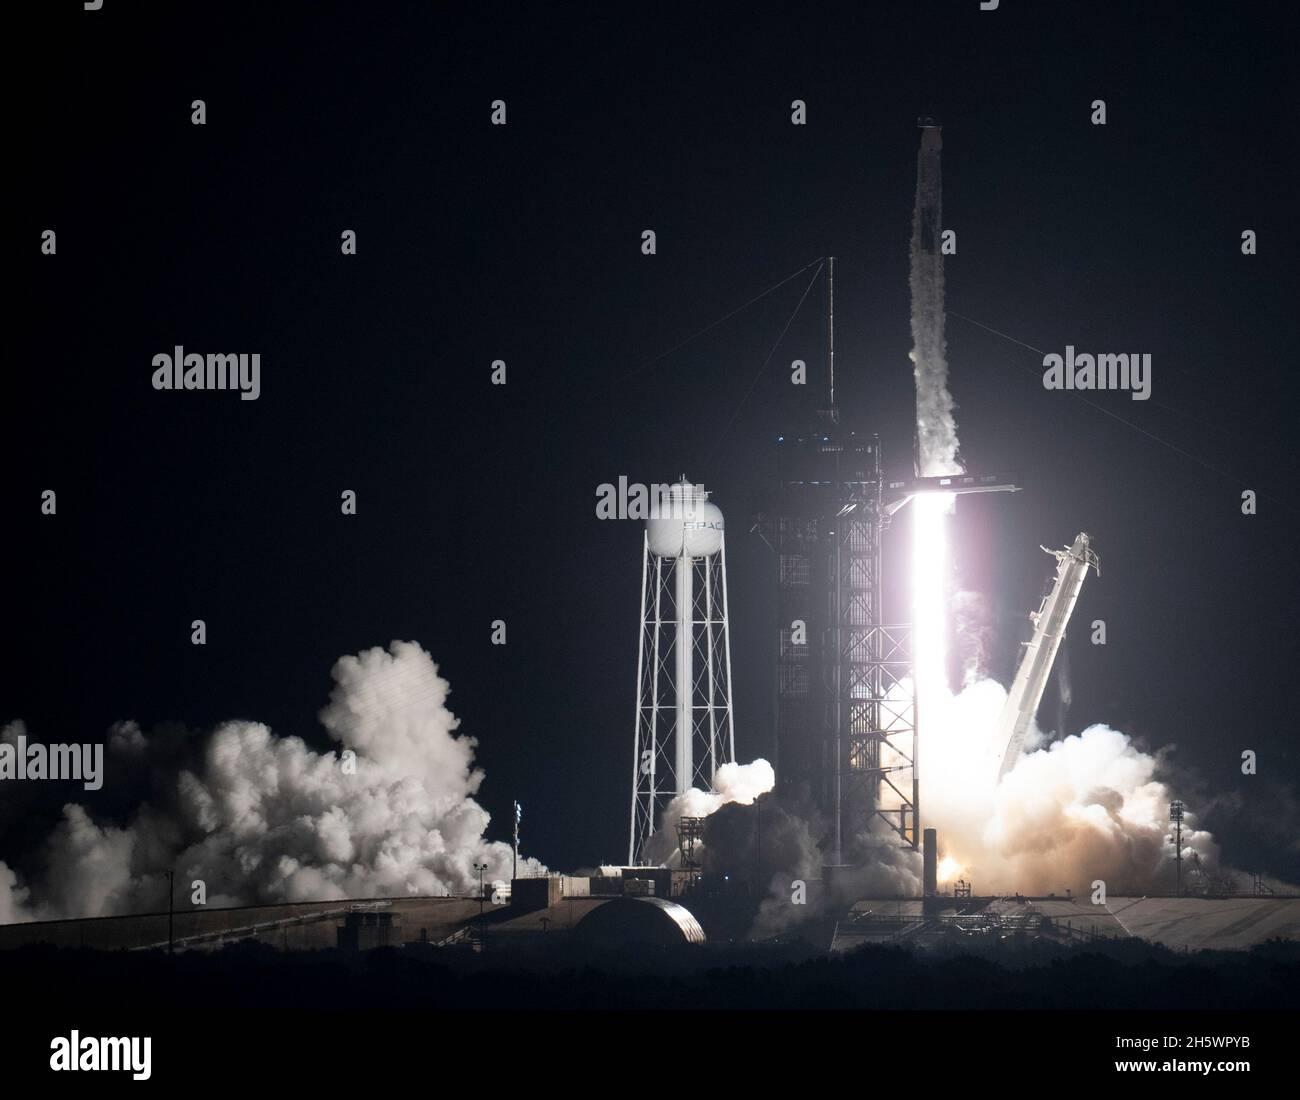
830,893,1300,953
753,415,918,861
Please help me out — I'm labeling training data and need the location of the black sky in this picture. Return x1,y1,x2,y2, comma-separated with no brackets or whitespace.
12,1,1299,881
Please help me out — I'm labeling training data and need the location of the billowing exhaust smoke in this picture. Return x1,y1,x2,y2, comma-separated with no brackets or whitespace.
910,122,962,478
644,758,775,866
708,691,1226,939
0,641,542,922
924,679,1218,897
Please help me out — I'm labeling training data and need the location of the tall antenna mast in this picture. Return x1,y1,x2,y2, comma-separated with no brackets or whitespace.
827,255,835,405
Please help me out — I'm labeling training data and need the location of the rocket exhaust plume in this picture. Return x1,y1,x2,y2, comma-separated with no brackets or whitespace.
909,121,962,742
921,681,1221,897
909,121,961,480
918,535,1222,898
897,120,1221,903
0,641,542,922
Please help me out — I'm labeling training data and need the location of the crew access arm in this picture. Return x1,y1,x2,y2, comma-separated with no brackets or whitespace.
993,533,1100,780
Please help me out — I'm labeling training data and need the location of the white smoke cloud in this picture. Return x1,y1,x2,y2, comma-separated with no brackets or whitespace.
922,677,1218,896
0,641,542,923
950,588,994,689
741,676,1226,939
645,758,775,865
0,861,30,924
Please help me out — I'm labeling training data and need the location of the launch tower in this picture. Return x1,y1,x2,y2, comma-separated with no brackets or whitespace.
753,255,919,864
753,123,1021,865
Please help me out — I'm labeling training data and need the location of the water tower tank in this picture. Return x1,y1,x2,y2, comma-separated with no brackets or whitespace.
646,479,724,558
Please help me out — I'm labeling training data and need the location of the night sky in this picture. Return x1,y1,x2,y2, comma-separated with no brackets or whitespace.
13,1,1299,881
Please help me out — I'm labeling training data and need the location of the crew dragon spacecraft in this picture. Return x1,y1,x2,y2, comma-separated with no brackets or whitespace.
992,533,1100,780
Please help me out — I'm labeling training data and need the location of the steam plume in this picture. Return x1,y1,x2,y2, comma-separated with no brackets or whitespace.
645,758,775,865
0,641,541,923
924,678,1218,897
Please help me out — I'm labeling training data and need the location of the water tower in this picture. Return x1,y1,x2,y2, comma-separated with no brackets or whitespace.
629,478,736,865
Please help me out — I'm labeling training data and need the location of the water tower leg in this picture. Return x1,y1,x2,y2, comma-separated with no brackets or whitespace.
675,555,694,795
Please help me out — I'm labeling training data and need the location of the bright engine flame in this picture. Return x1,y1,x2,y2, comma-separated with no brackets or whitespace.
912,492,955,712
908,491,1220,899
